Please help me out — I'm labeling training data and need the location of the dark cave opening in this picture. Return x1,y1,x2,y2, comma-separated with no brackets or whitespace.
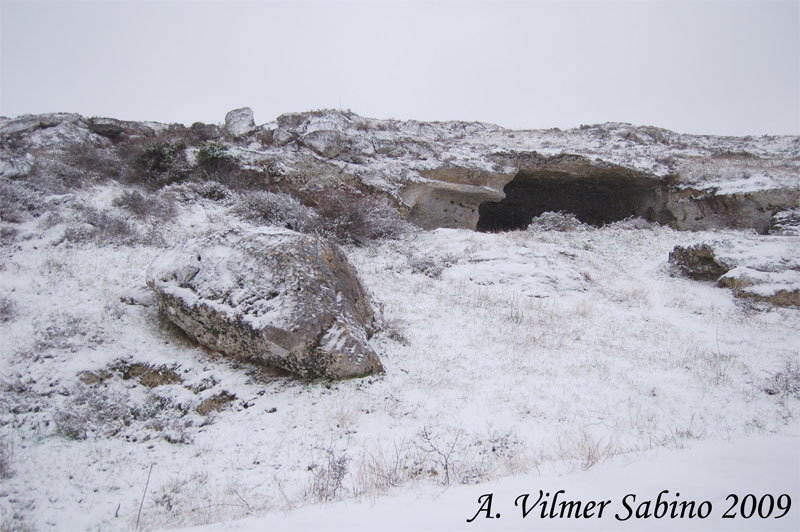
476,170,663,232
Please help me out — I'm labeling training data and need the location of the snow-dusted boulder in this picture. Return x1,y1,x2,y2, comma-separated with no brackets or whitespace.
224,107,256,137
670,237,800,307
299,129,349,158
0,153,33,177
668,243,732,281
87,117,156,139
769,209,800,236
147,227,383,379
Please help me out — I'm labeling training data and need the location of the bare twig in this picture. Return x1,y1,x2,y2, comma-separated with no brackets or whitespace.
136,463,154,530
233,488,252,513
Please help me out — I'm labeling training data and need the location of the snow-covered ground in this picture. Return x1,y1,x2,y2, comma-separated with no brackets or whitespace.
1,184,798,531
177,435,800,532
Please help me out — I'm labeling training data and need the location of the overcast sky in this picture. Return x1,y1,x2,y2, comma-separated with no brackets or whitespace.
1,0,798,135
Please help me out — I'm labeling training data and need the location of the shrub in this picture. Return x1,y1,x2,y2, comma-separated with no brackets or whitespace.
189,122,223,142
0,182,44,223
112,190,177,220
309,187,407,245
131,141,188,187
408,254,444,279
309,447,349,502
0,296,15,323
764,360,800,400
235,191,320,233
0,226,18,246
192,181,230,201
54,386,137,440
54,382,194,443
195,142,238,177
0,436,12,479
417,427,461,485
527,211,587,232
603,216,658,230
64,205,142,246
62,143,121,183
32,312,104,353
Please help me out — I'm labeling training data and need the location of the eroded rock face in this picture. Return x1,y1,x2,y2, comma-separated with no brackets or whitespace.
88,117,157,139
147,227,383,379
3,108,797,235
669,238,800,307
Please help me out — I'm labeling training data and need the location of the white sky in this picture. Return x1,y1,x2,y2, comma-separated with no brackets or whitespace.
1,0,798,135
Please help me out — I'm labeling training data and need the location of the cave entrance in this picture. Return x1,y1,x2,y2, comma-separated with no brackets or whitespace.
476,170,663,232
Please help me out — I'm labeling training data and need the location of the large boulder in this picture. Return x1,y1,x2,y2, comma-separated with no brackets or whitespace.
224,107,256,137
147,227,383,379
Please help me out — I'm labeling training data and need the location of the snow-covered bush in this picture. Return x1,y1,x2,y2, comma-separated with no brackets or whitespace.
309,447,350,502
195,141,238,177
763,360,800,400
61,143,121,184
408,254,444,279
310,187,408,245
0,182,45,223
0,226,18,246
603,216,658,230
64,205,143,246
112,190,177,220
192,181,230,201
235,191,321,234
54,383,194,444
128,141,189,187
0,436,11,479
0,296,16,323
527,211,587,232
54,385,138,440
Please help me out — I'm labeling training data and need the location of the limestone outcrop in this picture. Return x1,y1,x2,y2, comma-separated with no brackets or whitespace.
147,227,383,379
2,108,797,234
670,238,800,307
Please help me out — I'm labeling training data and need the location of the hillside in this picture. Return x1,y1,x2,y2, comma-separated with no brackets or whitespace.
0,109,798,531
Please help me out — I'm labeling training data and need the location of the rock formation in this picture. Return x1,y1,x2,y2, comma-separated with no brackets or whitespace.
670,238,800,307
223,107,256,137
2,108,797,234
147,227,383,379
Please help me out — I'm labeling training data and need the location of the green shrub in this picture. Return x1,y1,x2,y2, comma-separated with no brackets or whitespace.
195,142,238,178
132,141,188,187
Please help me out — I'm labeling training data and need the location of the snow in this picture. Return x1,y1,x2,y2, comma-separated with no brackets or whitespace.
250,110,800,196
4,188,796,531
173,435,800,531
1,110,799,530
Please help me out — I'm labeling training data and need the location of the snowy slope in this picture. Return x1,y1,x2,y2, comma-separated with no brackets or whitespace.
1,181,798,530
1,110,799,531
175,435,800,532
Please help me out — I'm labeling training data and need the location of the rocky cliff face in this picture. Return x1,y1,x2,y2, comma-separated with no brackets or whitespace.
2,108,798,233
